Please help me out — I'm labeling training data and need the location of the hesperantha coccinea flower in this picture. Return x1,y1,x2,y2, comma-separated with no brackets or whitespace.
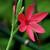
18,4,48,42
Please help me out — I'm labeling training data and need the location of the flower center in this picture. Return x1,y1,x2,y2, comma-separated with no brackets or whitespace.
26,20,30,25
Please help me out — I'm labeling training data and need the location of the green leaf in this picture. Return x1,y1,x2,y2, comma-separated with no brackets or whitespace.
16,0,23,15
19,6,24,14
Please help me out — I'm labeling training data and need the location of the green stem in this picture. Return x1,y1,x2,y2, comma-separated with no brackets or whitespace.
6,34,13,50
6,22,14,50
6,7,14,50
6,0,24,49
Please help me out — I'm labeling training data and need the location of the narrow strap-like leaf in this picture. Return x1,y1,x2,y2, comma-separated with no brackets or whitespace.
16,0,23,15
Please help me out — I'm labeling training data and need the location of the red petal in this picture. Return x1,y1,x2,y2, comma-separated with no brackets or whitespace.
30,23,45,33
19,23,27,32
25,4,35,20
18,13,26,23
26,25,35,42
31,12,48,23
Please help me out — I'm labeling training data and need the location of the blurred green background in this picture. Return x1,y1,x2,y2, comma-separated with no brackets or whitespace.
0,0,50,50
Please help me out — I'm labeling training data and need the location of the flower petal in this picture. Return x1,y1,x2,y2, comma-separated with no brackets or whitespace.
26,25,35,42
19,23,27,32
30,23,45,33
18,13,26,23
25,4,35,20
31,12,48,23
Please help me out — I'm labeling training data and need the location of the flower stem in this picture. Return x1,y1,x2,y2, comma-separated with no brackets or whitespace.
6,7,15,50
6,34,13,50
6,22,14,50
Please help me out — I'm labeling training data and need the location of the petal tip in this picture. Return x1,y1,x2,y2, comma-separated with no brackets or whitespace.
39,29,46,34
43,12,48,16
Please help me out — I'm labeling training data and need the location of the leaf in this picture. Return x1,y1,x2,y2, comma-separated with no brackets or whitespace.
16,0,23,14
19,6,24,14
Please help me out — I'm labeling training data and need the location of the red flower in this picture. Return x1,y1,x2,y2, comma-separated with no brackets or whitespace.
18,4,48,42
